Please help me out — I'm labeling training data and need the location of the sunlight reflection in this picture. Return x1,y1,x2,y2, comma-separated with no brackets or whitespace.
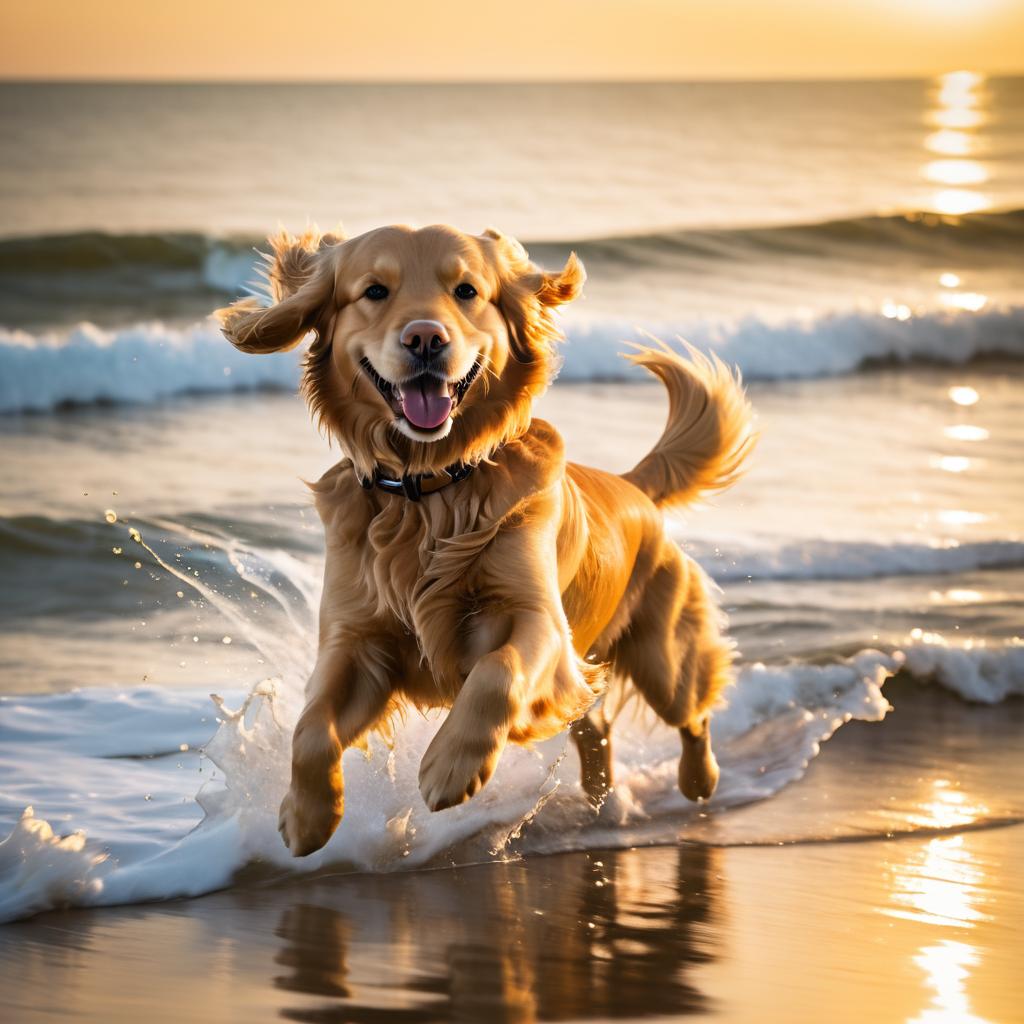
930,189,989,215
930,107,984,130
925,130,971,157
930,455,971,473
886,786,990,929
948,386,979,406
909,941,991,1024
925,160,987,186
943,425,989,442
939,70,984,97
923,73,989,214
929,588,983,604
887,834,984,925
937,509,988,526
882,300,913,321
941,291,987,311
938,272,961,288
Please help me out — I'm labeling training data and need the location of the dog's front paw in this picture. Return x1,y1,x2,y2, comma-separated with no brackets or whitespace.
418,719,506,812
278,777,343,857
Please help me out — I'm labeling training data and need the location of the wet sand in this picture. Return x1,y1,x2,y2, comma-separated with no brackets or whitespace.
1,679,1021,1023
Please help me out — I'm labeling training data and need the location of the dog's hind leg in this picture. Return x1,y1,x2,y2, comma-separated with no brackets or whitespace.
612,543,733,802
679,715,719,801
571,710,613,806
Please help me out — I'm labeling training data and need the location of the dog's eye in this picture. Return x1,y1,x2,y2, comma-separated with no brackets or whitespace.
453,283,477,300
363,284,389,301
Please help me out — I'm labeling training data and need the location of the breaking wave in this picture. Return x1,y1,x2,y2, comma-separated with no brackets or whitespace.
2,302,1022,414
2,635,1021,923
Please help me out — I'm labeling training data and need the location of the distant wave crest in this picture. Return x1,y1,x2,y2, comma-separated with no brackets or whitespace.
2,207,1023,284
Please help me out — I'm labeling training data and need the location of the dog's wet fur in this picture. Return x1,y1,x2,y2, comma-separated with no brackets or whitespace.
217,224,755,856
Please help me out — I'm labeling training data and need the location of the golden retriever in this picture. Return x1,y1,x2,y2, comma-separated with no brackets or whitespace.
217,224,754,856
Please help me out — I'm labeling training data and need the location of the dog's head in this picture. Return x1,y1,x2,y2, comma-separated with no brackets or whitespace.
217,224,584,476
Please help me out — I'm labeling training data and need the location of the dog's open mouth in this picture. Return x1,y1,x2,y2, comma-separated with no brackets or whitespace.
359,357,482,433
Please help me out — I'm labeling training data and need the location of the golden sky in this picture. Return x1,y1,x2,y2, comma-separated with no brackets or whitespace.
2,0,1022,80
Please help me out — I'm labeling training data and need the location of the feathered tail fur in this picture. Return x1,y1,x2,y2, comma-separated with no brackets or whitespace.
621,341,756,509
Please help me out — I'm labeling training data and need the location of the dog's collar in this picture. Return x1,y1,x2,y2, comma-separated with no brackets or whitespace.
359,461,475,502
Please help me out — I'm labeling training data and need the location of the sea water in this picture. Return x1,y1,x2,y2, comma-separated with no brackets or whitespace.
0,77,1022,922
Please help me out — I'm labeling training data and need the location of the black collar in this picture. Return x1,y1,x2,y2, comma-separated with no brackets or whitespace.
359,461,475,502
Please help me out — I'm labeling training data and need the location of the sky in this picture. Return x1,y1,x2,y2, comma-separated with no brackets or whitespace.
1,0,1022,81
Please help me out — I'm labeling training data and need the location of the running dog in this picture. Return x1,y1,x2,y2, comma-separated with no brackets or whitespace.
217,224,754,856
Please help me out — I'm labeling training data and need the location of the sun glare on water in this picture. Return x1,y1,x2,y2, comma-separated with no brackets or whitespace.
922,71,991,216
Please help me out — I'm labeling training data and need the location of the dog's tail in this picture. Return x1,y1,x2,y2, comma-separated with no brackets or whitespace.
621,341,756,510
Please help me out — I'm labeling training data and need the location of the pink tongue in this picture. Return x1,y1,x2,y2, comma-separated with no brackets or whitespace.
401,377,453,430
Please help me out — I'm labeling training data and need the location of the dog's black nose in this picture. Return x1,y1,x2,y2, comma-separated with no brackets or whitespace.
400,319,449,357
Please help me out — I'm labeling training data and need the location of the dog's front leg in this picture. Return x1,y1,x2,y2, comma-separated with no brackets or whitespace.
417,607,564,812
278,636,392,856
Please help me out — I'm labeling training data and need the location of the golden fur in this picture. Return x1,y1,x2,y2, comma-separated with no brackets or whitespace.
217,224,755,856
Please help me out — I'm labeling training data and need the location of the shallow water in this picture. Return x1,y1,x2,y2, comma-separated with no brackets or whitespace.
1,366,1021,922
2,681,1020,1024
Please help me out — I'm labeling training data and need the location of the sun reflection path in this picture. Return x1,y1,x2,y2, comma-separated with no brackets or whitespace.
924,72,990,216
883,779,995,1024
909,941,992,1024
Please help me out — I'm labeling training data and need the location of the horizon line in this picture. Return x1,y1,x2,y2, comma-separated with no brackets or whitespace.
2,69,1023,87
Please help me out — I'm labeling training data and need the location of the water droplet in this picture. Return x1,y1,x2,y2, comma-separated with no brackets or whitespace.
129,527,141,543
222,636,232,645
104,509,117,523
134,561,142,569
176,590,184,599
112,546,122,555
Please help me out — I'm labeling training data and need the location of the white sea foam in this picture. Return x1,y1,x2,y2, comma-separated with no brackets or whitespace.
2,303,1023,413
1,635,1021,923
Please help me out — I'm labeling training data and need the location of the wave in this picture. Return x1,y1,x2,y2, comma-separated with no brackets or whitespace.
3,208,1023,287
2,300,1023,413
682,537,1024,582
4,514,1023,601
1,635,1020,923
532,206,1024,269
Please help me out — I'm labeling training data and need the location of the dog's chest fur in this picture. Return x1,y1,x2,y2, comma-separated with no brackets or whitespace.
309,421,566,686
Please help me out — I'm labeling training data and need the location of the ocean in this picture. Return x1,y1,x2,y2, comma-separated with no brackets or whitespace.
0,75,1022,935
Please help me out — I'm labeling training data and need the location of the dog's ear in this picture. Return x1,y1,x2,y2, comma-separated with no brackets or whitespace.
484,228,586,363
216,229,344,354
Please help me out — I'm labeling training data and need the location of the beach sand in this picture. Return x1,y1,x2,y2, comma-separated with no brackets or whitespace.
3,677,1020,1024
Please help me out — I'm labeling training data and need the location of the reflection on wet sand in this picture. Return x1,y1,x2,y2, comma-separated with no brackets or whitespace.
272,846,721,1023
886,828,993,1024
1,823,1022,1023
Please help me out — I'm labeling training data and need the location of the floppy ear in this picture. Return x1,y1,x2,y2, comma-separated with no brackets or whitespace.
216,229,343,354
485,228,586,363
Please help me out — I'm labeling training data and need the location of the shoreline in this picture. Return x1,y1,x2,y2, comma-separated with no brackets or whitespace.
3,677,1021,1021
3,824,1019,1023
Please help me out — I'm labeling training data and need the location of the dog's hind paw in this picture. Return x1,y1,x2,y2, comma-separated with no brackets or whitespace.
678,720,719,802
